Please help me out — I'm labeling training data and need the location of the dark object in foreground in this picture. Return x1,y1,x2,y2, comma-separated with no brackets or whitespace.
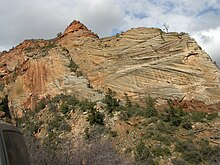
0,121,30,165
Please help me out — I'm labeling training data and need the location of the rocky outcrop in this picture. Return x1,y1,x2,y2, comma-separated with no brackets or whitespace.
59,26,220,105
0,20,220,113
0,35,101,111
63,20,98,38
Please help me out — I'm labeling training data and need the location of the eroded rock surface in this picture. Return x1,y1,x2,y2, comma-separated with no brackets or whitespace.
59,24,220,105
0,20,219,113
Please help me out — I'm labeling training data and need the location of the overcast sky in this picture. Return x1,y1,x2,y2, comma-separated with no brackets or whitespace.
0,0,219,65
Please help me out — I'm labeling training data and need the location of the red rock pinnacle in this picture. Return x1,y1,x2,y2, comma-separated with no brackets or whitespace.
63,20,98,38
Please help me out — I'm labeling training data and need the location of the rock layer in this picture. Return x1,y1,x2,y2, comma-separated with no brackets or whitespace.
59,25,220,105
0,20,219,112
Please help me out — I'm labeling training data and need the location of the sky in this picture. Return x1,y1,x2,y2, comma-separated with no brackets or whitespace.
0,0,219,66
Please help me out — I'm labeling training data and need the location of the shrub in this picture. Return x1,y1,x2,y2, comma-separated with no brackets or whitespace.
0,82,5,91
160,100,186,127
206,112,218,121
60,103,70,114
172,158,190,165
181,120,192,130
151,146,171,157
0,95,11,119
145,107,157,118
109,130,118,137
87,111,105,125
80,139,133,165
120,104,143,121
35,98,46,112
135,141,152,162
103,88,120,113
153,133,172,146
76,70,83,77
47,115,71,132
124,93,132,107
145,96,157,118
79,99,95,112
25,134,133,165
191,111,207,122
69,59,78,72
84,125,112,141
44,115,71,150
174,138,220,164
39,42,56,57
175,140,203,164
25,121,40,134
175,140,197,153
182,150,202,164
84,127,90,140
59,94,79,108
157,121,177,134
56,32,62,38
200,143,220,163
170,116,182,126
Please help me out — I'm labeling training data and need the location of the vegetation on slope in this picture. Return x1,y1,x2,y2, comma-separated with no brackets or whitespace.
7,90,220,165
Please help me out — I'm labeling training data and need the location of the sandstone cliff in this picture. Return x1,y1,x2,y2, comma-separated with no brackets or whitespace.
59,21,220,105
0,20,219,113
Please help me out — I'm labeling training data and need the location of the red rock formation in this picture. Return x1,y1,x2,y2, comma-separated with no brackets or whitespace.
0,20,219,114
63,20,98,38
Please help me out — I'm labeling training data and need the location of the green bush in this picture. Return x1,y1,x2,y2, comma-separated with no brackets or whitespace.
145,107,157,118
60,103,70,114
200,142,220,163
175,140,197,153
181,120,192,130
174,138,220,164
103,88,120,113
175,140,203,164
153,133,172,146
79,99,95,112
84,125,109,140
109,130,118,137
87,111,105,125
84,127,90,140
76,70,83,77
47,116,71,132
35,99,46,112
170,116,182,126
145,96,157,118
191,111,207,122
172,158,190,165
69,59,78,72
182,150,202,164
56,32,62,38
157,121,177,134
120,104,143,121
135,141,152,162
25,121,40,134
160,100,186,127
206,112,218,121
151,146,171,157
124,93,132,107
39,42,56,57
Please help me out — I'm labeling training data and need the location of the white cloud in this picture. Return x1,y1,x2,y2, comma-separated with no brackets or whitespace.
71,0,124,37
193,26,220,65
0,0,73,49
